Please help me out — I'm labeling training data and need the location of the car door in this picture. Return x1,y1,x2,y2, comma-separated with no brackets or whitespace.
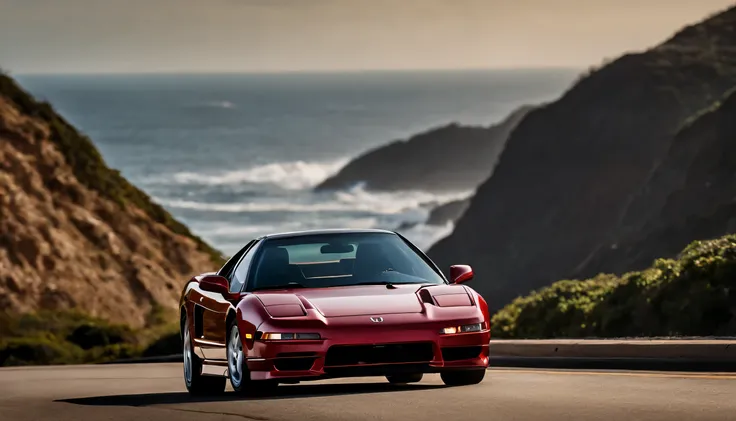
194,240,256,360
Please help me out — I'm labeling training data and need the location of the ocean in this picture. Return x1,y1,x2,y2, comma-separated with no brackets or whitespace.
17,69,579,256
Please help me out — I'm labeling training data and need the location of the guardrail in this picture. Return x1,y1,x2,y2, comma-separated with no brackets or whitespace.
109,339,736,371
490,339,736,371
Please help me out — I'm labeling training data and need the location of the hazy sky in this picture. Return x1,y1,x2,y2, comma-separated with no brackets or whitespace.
1,0,733,74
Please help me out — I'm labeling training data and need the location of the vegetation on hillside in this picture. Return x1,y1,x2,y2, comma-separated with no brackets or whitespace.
0,308,180,366
0,72,224,266
679,86,736,131
491,234,736,338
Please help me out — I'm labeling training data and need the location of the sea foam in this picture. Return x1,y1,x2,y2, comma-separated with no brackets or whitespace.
157,184,472,215
166,158,349,190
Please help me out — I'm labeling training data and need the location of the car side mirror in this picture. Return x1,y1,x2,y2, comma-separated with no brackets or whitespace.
199,275,230,295
450,265,474,284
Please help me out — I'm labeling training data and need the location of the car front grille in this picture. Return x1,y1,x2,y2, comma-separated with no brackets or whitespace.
324,342,435,367
324,363,431,378
273,352,318,371
273,357,316,371
441,346,482,361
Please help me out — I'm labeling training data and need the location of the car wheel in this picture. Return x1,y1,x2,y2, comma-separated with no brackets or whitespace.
227,323,250,392
386,373,423,384
227,324,279,394
440,369,486,386
183,316,227,395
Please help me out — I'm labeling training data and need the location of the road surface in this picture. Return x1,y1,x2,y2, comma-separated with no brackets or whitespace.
1,363,735,421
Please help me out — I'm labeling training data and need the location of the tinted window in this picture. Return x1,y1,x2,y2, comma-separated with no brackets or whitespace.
247,232,445,291
230,241,259,293
218,240,254,280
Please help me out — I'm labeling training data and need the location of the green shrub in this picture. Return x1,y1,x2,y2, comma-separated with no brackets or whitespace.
142,330,181,357
491,234,736,338
0,310,134,341
66,323,136,350
0,308,187,366
0,310,148,366
0,337,84,366
83,344,143,364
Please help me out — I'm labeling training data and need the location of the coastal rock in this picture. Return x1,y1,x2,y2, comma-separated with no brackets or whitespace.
315,105,535,192
573,87,736,277
426,199,471,226
429,6,736,310
0,74,222,327
394,198,471,231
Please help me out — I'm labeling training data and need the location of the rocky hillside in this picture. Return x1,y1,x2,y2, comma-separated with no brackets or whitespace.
315,105,535,192
429,6,736,309
0,73,223,328
574,87,736,277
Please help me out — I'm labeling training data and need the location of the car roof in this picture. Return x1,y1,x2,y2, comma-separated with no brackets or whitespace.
257,228,396,240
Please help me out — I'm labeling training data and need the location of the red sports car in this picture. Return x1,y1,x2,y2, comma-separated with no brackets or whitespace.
179,229,490,395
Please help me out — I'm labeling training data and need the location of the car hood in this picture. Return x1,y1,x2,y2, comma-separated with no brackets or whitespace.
255,283,469,317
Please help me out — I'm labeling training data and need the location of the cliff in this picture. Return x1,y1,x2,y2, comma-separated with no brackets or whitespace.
0,73,223,328
315,105,535,192
429,6,736,309
573,87,736,277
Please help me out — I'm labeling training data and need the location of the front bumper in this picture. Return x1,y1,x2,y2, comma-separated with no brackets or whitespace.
240,313,490,381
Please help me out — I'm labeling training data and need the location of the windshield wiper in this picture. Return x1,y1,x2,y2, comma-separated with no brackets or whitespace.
351,281,398,289
351,281,430,289
252,282,306,291
351,281,395,286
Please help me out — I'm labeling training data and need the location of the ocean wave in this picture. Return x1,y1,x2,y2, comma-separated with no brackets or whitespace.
203,100,236,109
166,159,349,190
195,224,289,237
331,185,472,215
196,217,379,238
194,216,390,256
157,186,473,215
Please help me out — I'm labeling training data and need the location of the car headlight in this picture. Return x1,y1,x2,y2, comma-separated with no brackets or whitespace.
440,323,483,334
260,332,321,340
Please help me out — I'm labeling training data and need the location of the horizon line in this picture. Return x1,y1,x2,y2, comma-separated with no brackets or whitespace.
11,65,584,77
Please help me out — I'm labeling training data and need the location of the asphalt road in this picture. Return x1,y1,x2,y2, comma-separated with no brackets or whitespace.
1,363,735,421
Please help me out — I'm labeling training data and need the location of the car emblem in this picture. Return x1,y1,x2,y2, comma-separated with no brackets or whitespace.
370,317,384,323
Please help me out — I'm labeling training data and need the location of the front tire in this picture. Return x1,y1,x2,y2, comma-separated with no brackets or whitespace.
227,323,250,392
386,373,423,384
227,324,278,394
440,369,486,386
183,317,226,395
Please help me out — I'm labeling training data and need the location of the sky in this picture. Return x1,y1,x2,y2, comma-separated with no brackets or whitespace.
0,0,733,74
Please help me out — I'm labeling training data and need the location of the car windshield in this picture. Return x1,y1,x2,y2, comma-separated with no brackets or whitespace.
247,232,446,291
